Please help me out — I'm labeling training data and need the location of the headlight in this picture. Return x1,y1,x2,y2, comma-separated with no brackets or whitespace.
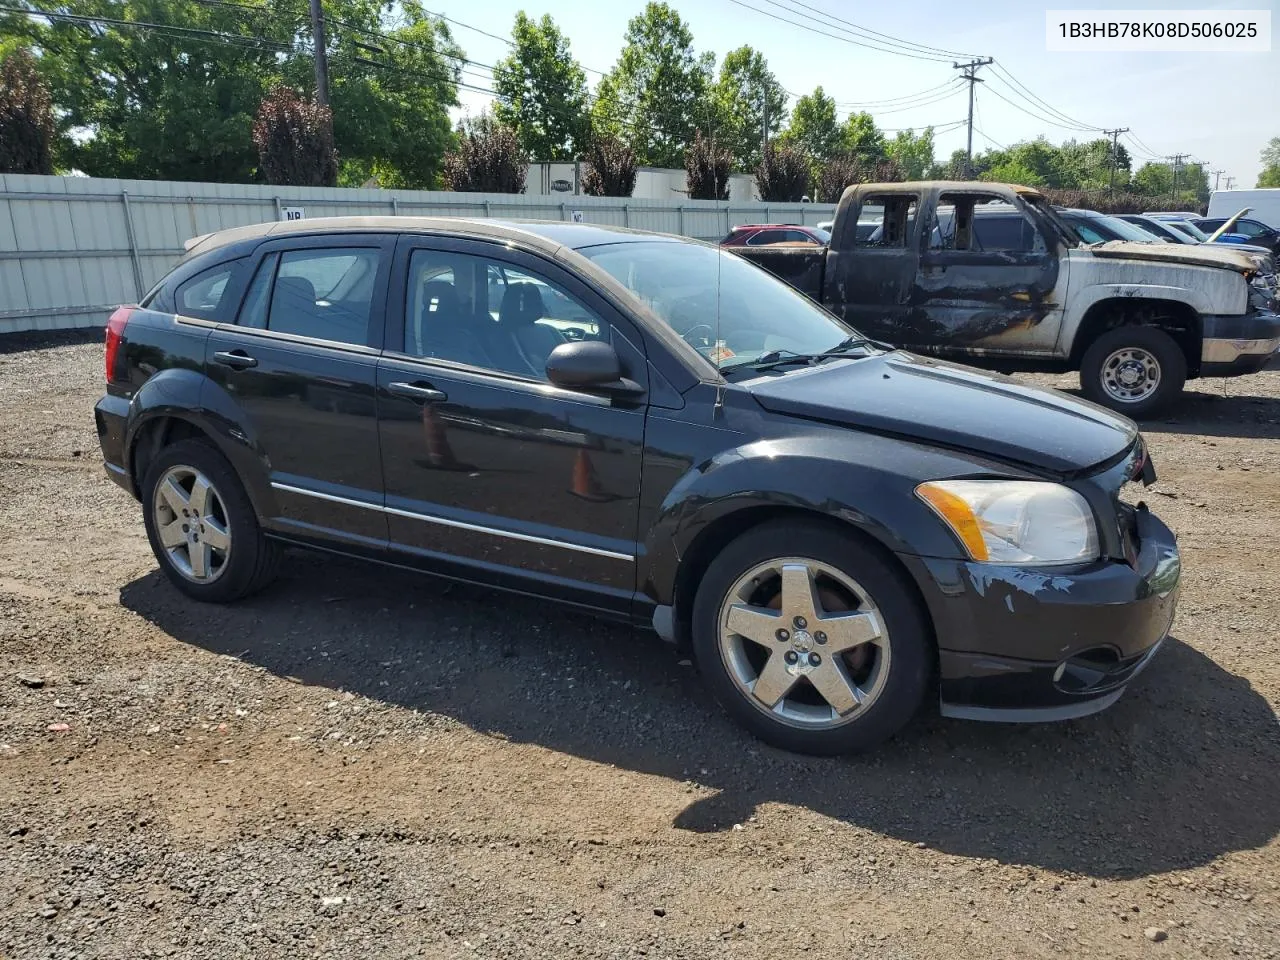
916,480,1099,565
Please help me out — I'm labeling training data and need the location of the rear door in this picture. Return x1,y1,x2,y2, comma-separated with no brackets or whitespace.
203,233,395,548
374,235,648,614
825,189,923,343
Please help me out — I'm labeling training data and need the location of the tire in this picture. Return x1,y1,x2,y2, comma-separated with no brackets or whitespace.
1079,326,1187,417
141,438,281,603
691,520,932,756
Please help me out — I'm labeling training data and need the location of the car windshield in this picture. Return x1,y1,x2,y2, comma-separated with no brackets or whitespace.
580,240,857,374
1166,219,1209,241
1094,214,1164,243
813,228,832,244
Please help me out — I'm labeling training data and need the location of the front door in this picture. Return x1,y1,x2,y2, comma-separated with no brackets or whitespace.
911,191,1065,356
375,235,648,614
203,234,395,547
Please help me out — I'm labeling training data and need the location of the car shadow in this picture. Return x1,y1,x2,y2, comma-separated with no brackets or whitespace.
119,553,1280,881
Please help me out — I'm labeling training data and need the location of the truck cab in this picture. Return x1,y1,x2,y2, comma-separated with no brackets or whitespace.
734,181,1280,415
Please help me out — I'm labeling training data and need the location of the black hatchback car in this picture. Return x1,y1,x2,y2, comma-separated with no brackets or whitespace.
95,217,1181,755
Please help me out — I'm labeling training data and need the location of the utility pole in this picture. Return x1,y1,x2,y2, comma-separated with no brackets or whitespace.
761,89,769,162
1166,153,1189,203
1104,127,1129,196
1224,175,1236,190
1209,169,1224,191
309,0,330,108
953,57,993,179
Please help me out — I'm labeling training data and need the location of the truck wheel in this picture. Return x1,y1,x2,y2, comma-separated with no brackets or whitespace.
691,520,931,756
141,438,281,603
1080,326,1186,417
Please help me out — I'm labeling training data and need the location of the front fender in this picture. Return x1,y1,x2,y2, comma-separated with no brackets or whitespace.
124,369,275,517
640,431,1014,606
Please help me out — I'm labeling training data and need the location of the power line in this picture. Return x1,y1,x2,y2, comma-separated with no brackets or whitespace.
758,0,976,62
2,4,293,52
723,0,957,62
989,63,1102,132
764,0,980,59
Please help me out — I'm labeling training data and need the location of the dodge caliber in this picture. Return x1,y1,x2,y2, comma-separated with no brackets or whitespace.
95,218,1181,755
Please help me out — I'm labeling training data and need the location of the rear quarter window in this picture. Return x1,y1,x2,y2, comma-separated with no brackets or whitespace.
174,262,241,321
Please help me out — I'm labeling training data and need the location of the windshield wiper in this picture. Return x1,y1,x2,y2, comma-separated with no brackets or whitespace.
819,334,891,356
720,348,820,374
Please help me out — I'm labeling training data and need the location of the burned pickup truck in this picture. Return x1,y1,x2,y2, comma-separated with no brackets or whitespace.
733,181,1280,414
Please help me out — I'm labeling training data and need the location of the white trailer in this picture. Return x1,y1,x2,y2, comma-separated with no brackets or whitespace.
1207,189,1280,227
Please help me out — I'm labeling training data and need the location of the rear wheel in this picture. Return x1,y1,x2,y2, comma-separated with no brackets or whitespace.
1080,326,1186,417
691,520,932,755
141,439,281,602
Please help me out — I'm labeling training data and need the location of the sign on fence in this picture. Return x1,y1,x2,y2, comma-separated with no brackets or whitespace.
279,206,305,221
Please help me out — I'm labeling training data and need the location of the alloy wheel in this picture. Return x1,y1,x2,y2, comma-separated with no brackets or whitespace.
717,558,890,728
152,464,232,583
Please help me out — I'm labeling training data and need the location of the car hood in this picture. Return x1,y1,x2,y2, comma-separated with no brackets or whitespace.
1084,240,1257,272
746,352,1138,475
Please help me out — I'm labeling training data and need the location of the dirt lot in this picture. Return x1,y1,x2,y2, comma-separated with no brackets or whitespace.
1,334,1278,960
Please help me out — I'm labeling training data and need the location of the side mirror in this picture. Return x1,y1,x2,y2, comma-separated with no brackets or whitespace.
545,341,643,396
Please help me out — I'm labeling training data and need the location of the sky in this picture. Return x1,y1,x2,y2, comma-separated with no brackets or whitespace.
438,0,1278,188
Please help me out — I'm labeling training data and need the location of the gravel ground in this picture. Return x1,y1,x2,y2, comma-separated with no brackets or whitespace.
1,333,1278,960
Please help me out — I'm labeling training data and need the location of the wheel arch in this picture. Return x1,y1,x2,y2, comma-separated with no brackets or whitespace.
1068,296,1202,376
668,503,938,659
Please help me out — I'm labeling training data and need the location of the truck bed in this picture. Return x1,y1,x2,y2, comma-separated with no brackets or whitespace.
730,247,826,301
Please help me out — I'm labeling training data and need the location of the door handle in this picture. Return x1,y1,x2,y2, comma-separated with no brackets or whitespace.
388,381,447,402
212,350,258,370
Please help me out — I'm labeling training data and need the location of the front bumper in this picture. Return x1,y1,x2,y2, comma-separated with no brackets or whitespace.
901,508,1180,721
95,393,136,498
1200,310,1280,376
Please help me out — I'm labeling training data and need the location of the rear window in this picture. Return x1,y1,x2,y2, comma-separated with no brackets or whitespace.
235,247,380,346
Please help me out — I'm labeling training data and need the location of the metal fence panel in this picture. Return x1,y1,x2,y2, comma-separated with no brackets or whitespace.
0,174,835,334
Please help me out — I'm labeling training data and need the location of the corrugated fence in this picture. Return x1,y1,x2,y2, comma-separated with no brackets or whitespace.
0,174,835,335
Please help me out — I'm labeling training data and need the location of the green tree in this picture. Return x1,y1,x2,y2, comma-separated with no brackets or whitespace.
493,12,588,162
0,48,55,174
980,160,1044,187
886,127,935,181
1258,138,1280,188
1132,161,1173,196
710,45,786,172
592,2,714,169
780,85,841,161
18,0,461,186
839,111,885,160
1259,166,1280,188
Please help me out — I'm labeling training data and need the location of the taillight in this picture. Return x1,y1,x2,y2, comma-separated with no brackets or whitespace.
105,306,133,384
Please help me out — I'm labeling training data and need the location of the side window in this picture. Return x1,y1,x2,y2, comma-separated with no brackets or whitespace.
745,231,780,246
175,263,237,321
403,249,607,381
855,195,918,248
1237,220,1268,238
234,248,379,345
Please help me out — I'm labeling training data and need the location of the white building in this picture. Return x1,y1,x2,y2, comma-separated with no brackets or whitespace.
527,161,759,203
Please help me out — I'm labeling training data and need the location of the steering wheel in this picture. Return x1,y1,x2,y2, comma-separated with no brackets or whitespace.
682,323,716,348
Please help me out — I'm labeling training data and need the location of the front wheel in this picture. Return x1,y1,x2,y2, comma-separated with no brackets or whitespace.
691,520,932,756
1079,326,1187,417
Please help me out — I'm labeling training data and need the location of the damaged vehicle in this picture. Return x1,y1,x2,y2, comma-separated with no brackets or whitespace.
97,217,1180,755
734,181,1280,415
